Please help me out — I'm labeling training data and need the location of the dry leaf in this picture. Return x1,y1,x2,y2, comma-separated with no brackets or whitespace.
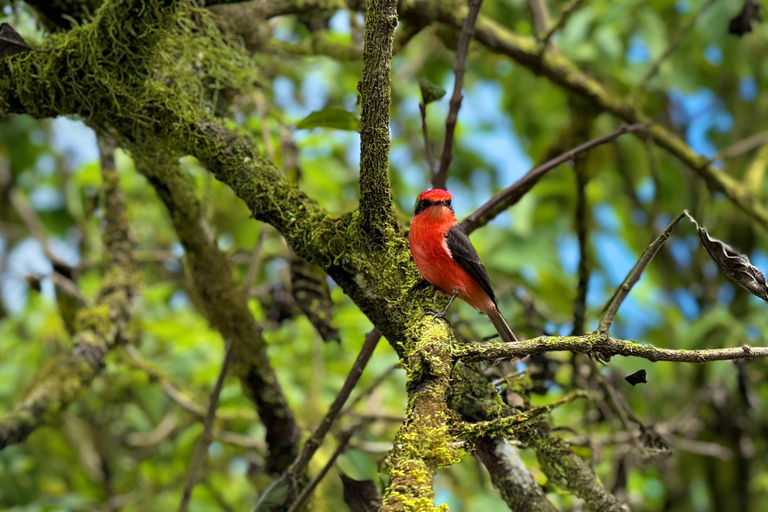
0,23,33,57
685,212,768,302
340,474,382,512
729,0,762,36
625,369,647,386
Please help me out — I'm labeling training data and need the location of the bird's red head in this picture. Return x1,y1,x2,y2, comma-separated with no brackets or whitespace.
418,189,452,202
414,189,454,216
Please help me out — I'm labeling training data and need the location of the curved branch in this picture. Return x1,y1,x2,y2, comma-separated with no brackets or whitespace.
454,332,768,364
0,143,138,448
142,157,300,475
461,123,648,234
421,6,768,230
475,438,558,512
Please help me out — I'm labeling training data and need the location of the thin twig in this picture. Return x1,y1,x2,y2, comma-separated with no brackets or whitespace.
433,0,484,189
597,211,686,334
712,130,768,162
635,0,716,93
587,358,639,449
462,123,649,234
178,339,234,512
454,331,768,364
340,363,399,416
286,426,360,512
528,0,552,45
570,114,594,336
289,329,381,477
419,102,436,176
540,0,587,48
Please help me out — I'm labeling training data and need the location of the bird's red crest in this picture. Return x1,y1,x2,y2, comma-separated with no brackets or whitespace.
418,189,452,202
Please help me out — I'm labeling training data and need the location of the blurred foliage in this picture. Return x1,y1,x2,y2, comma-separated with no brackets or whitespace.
1,0,768,511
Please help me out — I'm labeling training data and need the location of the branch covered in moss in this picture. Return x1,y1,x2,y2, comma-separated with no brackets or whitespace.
358,0,398,238
141,156,299,475
454,332,768,364
519,424,628,512
0,144,137,448
457,392,585,439
417,4,768,230
475,438,558,512
382,321,465,512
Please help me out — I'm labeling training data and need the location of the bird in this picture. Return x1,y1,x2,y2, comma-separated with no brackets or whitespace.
408,188,517,343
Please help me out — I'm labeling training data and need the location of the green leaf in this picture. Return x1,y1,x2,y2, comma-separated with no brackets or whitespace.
296,108,359,131
418,78,446,104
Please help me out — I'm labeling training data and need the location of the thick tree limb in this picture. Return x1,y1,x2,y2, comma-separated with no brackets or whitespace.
520,425,629,512
454,332,768,364
142,157,300,475
358,0,398,237
0,143,137,448
475,438,558,512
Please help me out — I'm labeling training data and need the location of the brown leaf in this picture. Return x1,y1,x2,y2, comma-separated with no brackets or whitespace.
729,0,762,36
624,369,647,386
340,474,382,512
0,23,34,57
686,212,768,302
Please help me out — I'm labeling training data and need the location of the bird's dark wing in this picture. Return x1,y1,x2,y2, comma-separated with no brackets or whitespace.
445,224,497,305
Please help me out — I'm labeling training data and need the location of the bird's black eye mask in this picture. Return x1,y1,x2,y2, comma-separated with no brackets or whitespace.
414,199,453,215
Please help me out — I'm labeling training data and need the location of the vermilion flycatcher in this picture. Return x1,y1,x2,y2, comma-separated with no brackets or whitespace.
409,189,518,343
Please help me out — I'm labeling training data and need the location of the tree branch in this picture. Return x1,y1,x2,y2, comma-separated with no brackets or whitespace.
0,142,138,448
179,339,233,512
141,155,299,474
598,212,686,334
540,0,587,48
520,424,628,511
461,123,648,234
454,331,768,364
475,438,558,512
433,0,484,189
290,329,381,478
358,0,398,237
418,6,768,230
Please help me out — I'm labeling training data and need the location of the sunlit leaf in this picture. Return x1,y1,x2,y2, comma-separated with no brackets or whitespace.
418,78,446,105
296,108,360,131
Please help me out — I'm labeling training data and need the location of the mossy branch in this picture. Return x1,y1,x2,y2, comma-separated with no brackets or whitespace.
418,4,768,230
382,321,464,512
519,425,629,512
475,438,558,512
0,143,138,449
457,392,586,440
358,0,398,239
454,332,768,364
141,155,300,475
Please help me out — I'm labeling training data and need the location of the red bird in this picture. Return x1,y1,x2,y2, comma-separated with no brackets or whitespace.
409,189,517,343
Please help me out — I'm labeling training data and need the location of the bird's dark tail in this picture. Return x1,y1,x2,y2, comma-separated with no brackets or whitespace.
488,307,518,343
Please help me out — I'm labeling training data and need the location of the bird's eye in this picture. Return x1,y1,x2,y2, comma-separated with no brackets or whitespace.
445,199,452,208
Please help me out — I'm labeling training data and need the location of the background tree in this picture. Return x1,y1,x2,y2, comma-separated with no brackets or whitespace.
1,0,768,511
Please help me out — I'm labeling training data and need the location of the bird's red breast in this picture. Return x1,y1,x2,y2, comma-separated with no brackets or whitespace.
409,202,495,313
